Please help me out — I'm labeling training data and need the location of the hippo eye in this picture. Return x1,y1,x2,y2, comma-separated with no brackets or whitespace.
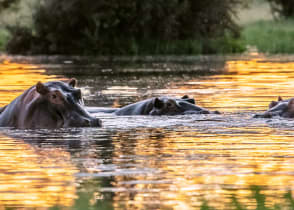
52,94,57,99
167,103,172,107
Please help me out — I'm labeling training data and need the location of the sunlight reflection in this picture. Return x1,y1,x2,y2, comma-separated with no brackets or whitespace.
106,128,294,209
97,57,294,113
171,58,294,112
2,56,294,209
0,134,77,207
0,60,63,106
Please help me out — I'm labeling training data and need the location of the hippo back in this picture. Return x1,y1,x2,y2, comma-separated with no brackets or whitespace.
114,98,154,115
0,87,34,127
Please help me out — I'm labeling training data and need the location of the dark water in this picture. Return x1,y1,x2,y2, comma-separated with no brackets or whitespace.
1,54,294,209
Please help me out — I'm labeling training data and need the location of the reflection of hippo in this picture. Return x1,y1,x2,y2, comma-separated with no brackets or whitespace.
87,95,220,115
254,96,294,118
0,79,101,129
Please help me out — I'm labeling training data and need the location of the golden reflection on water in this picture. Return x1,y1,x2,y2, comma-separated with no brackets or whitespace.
0,60,75,208
110,128,294,209
0,134,77,207
2,57,294,209
0,60,62,106
170,58,294,112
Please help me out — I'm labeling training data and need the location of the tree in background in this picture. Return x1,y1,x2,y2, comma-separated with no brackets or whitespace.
0,0,20,13
267,0,294,18
6,0,248,55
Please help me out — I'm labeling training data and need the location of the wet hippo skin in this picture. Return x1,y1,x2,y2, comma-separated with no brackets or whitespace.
87,95,220,116
254,96,294,118
0,79,101,129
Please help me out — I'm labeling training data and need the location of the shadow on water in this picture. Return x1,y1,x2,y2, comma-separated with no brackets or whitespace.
2,54,294,209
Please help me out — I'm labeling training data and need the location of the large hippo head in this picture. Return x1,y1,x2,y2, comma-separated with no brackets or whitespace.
149,96,220,115
32,79,102,128
254,96,294,118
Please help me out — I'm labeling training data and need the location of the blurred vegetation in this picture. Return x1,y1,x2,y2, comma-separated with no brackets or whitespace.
0,0,20,13
3,0,294,55
267,0,294,18
0,0,38,51
239,0,294,54
0,0,17,50
0,29,10,51
236,0,273,26
0,0,247,55
242,19,294,53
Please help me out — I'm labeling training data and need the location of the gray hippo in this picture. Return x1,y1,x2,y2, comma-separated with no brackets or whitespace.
254,96,294,118
0,79,101,129
86,95,220,115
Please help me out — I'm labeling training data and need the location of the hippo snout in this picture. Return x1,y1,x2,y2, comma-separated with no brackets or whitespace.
80,118,102,127
65,115,102,127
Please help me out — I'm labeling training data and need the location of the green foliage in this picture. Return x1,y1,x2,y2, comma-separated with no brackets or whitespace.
0,28,11,51
0,0,20,13
242,19,294,53
5,0,247,55
267,0,294,18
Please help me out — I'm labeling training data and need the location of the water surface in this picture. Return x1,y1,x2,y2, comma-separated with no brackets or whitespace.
1,54,294,209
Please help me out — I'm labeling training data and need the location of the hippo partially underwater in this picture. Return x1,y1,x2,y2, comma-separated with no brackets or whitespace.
0,79,101,129
254,96,294,118
86,95,220,116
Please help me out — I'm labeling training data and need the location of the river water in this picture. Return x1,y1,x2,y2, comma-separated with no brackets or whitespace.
1,54,294,209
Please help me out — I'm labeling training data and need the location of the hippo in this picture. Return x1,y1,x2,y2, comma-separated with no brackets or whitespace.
0,79,101,129
253,96,294,118
0,106,6,114
86,95,220,116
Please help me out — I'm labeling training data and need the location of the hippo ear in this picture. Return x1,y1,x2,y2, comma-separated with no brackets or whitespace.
182,95,189,99
269,101,278,109
68,78,77,87
36,82,49,95
182,95,195,104
154,98,164,109
278,96,283,101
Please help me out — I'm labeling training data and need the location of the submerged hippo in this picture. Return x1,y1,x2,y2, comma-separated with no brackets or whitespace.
86,95,220,115
254,96,294,118
0,79,101,129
